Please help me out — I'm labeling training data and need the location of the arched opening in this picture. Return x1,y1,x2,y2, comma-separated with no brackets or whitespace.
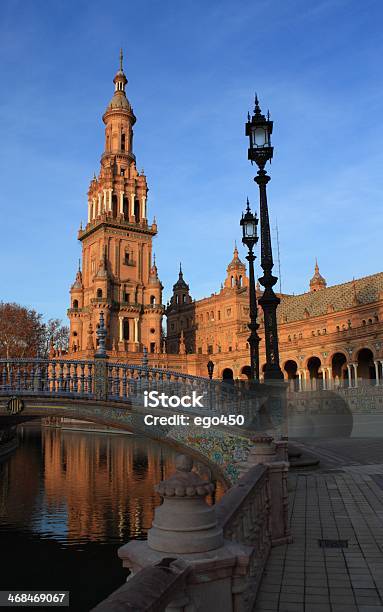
150,295,156,306
222,368,234,381
331,352,347,386
134,199,140,223
239,276,242,287
121,133,126,151
307,356,321,390
357,348,375,381
182,294,186,303
284,360,298,390
96,289,102,298
112,194,118,217
72,299,79,309
122,196,129,218
123,319,129,341
241,365,251,380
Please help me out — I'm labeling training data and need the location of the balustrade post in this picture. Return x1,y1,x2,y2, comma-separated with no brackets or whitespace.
237,435,277,475
94,312,109,401
264,460,292,546
116,455,254,612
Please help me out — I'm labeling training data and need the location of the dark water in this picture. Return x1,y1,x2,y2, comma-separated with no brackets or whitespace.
0,424,224,611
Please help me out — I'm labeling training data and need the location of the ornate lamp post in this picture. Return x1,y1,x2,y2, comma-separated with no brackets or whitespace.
246,96,283,380
240,200,260,381
207,360,215,380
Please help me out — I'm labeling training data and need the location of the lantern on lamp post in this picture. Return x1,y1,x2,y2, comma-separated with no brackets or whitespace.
240,199,260,381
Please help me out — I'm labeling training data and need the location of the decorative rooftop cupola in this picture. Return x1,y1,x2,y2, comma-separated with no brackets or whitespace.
224,243,248,289
170,264,192,307
70,261,84,309
148,255,162,287
102,49,136,157
310,259,327,292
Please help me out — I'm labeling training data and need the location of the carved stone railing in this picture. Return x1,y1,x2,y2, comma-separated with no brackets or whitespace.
92,558,191,612
215,464,272,605
0,359,94,398
92,456,289,612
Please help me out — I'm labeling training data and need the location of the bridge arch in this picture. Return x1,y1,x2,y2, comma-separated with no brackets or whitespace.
0,398,232,486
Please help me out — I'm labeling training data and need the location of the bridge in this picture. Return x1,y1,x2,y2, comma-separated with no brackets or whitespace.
0,314,287,483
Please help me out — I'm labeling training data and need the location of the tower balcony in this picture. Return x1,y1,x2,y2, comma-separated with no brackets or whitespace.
101,150,136,164
79,214,156,240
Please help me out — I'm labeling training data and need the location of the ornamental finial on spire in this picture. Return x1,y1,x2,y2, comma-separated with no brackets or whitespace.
119,48,123,71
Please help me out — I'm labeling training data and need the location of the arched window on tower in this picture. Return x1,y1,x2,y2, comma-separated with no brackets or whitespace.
150,295,156,305
97,289,102,298
72,299,79,309
121,133,126,151
182,294,186,303
239,276,242,287
123,195,129,219
134,199,140,223
112,194,118,217
123,319,129,340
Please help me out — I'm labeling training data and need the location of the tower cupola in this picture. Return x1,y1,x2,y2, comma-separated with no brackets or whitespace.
224,243,248,289
310,260,327,292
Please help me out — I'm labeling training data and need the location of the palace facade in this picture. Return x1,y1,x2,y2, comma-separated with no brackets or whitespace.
67,56,383,387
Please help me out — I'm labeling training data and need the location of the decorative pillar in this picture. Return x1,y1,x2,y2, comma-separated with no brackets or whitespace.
374,360,380,385
322,369,326,390
134,318,139,343
130,193,135,218
302,369,307,391
108,189,112,212
119,192,124,215
298,370,302,391
352,363,358,387
119,317,123,342
92,198,96,219
103,189,107,211
347,363,352,388
327,366,332,389
87,200,91,223
142,195,146,220
98,193,102,216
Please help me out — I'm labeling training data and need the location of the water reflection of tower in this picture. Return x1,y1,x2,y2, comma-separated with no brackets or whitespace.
41,428,177,542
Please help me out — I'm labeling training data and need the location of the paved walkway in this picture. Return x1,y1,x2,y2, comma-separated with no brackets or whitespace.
254,439,383,612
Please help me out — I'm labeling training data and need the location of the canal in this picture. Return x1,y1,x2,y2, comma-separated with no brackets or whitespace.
0,423,224,611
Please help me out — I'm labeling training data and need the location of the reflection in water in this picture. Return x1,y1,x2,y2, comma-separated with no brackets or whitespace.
0,424,224,611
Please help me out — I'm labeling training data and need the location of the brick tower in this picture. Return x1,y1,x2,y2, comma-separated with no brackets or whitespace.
68,51,163,355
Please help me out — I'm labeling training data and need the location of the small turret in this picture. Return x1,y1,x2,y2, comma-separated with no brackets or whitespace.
310,259,327,292
170,263,192,307
224,243,248,289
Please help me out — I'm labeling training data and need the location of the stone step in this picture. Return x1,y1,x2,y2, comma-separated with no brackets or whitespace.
289,455,320,470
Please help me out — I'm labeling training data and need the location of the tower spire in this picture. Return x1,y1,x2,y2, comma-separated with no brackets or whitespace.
119,48,123,71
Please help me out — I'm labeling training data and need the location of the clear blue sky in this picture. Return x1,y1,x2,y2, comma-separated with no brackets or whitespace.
1,0,383,321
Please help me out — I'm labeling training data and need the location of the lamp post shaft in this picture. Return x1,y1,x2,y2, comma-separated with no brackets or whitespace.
246,247,260,381
255,169,284,380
